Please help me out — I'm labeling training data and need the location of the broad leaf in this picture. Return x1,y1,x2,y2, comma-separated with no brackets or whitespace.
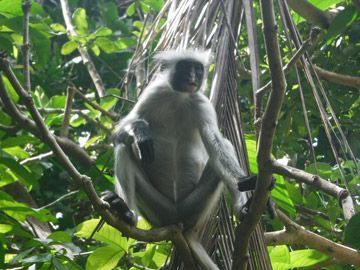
86,246,124,270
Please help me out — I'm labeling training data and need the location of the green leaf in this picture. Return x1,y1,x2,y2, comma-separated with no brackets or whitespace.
344,212,360,249
84,136,102,149
0,191,55,222
2,146,29,160
271,175,296,217
324,7,359,43
143,0,164,12
48,231,72,243
22,253,52,263
61,40,78,55
29,24,51,68
115,38,137,50
127,3,136,17
1,135,39,148
95,37,118,54
73,8,88,35
0,167,15,187
99,96,117,111
91,44,100,56
50,23,66,34
306,162,332,179
269,245,290,269
86,246,124,270
70,114,86,127
48,95,66,108
0,0,45,18
309,0,343,10
244,135,257,174
2,75,19,103
75,219,129,249
52,257,69,270
0,224,12,234
289,249,329,268
93,27,113,38
0,157,36,187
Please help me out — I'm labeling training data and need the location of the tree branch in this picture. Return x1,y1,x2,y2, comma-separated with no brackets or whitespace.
0,57,93,167
265,209,360,266
60,86,75,137
59,0,106,98
286,0,332,28
233,0,287,269
271,160,355,220
22,0,31,92
73,86,120,121
314,65,360,88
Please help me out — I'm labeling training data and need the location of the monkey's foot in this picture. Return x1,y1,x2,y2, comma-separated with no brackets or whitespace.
101,191,137,226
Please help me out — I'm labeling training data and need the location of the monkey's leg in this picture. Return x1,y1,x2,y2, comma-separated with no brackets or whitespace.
114,143,177,226
177,163,220,223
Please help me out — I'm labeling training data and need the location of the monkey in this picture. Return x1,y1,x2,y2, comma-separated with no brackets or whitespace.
101,49,258,269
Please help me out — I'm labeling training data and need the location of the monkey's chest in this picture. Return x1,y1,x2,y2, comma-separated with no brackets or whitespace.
142,133,208,203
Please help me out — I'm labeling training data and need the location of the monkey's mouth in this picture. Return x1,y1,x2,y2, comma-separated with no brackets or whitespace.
186,83,198,92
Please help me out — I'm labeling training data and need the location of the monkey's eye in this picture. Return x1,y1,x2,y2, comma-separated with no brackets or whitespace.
160,63,169,71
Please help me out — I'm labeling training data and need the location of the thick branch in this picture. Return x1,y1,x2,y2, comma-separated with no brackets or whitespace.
286,0,332,28
265,209,360,266
233,1,287,269
271,160,355,220
59,0,106,97
315,65,360,88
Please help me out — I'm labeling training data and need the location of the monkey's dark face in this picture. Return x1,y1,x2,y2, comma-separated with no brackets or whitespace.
171,60,204,93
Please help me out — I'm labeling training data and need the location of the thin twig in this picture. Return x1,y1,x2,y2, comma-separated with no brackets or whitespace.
37,190,80,210
20,151,54,165
256,27,321,96
59,0,106,97
0,123,19,133
22,0,31,92
72,86,120,121
60,86,75,137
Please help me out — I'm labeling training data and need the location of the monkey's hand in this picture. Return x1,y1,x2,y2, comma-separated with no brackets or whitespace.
132,120,154,163
100,191,137,226
237,175,276,191
112,119,154,163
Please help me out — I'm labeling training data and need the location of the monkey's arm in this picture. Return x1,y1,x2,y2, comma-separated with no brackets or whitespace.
199,102,256,199
113,118,154,163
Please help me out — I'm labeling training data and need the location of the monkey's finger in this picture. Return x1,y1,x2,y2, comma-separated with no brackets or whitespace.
138,139,154,163
100,190,118,201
